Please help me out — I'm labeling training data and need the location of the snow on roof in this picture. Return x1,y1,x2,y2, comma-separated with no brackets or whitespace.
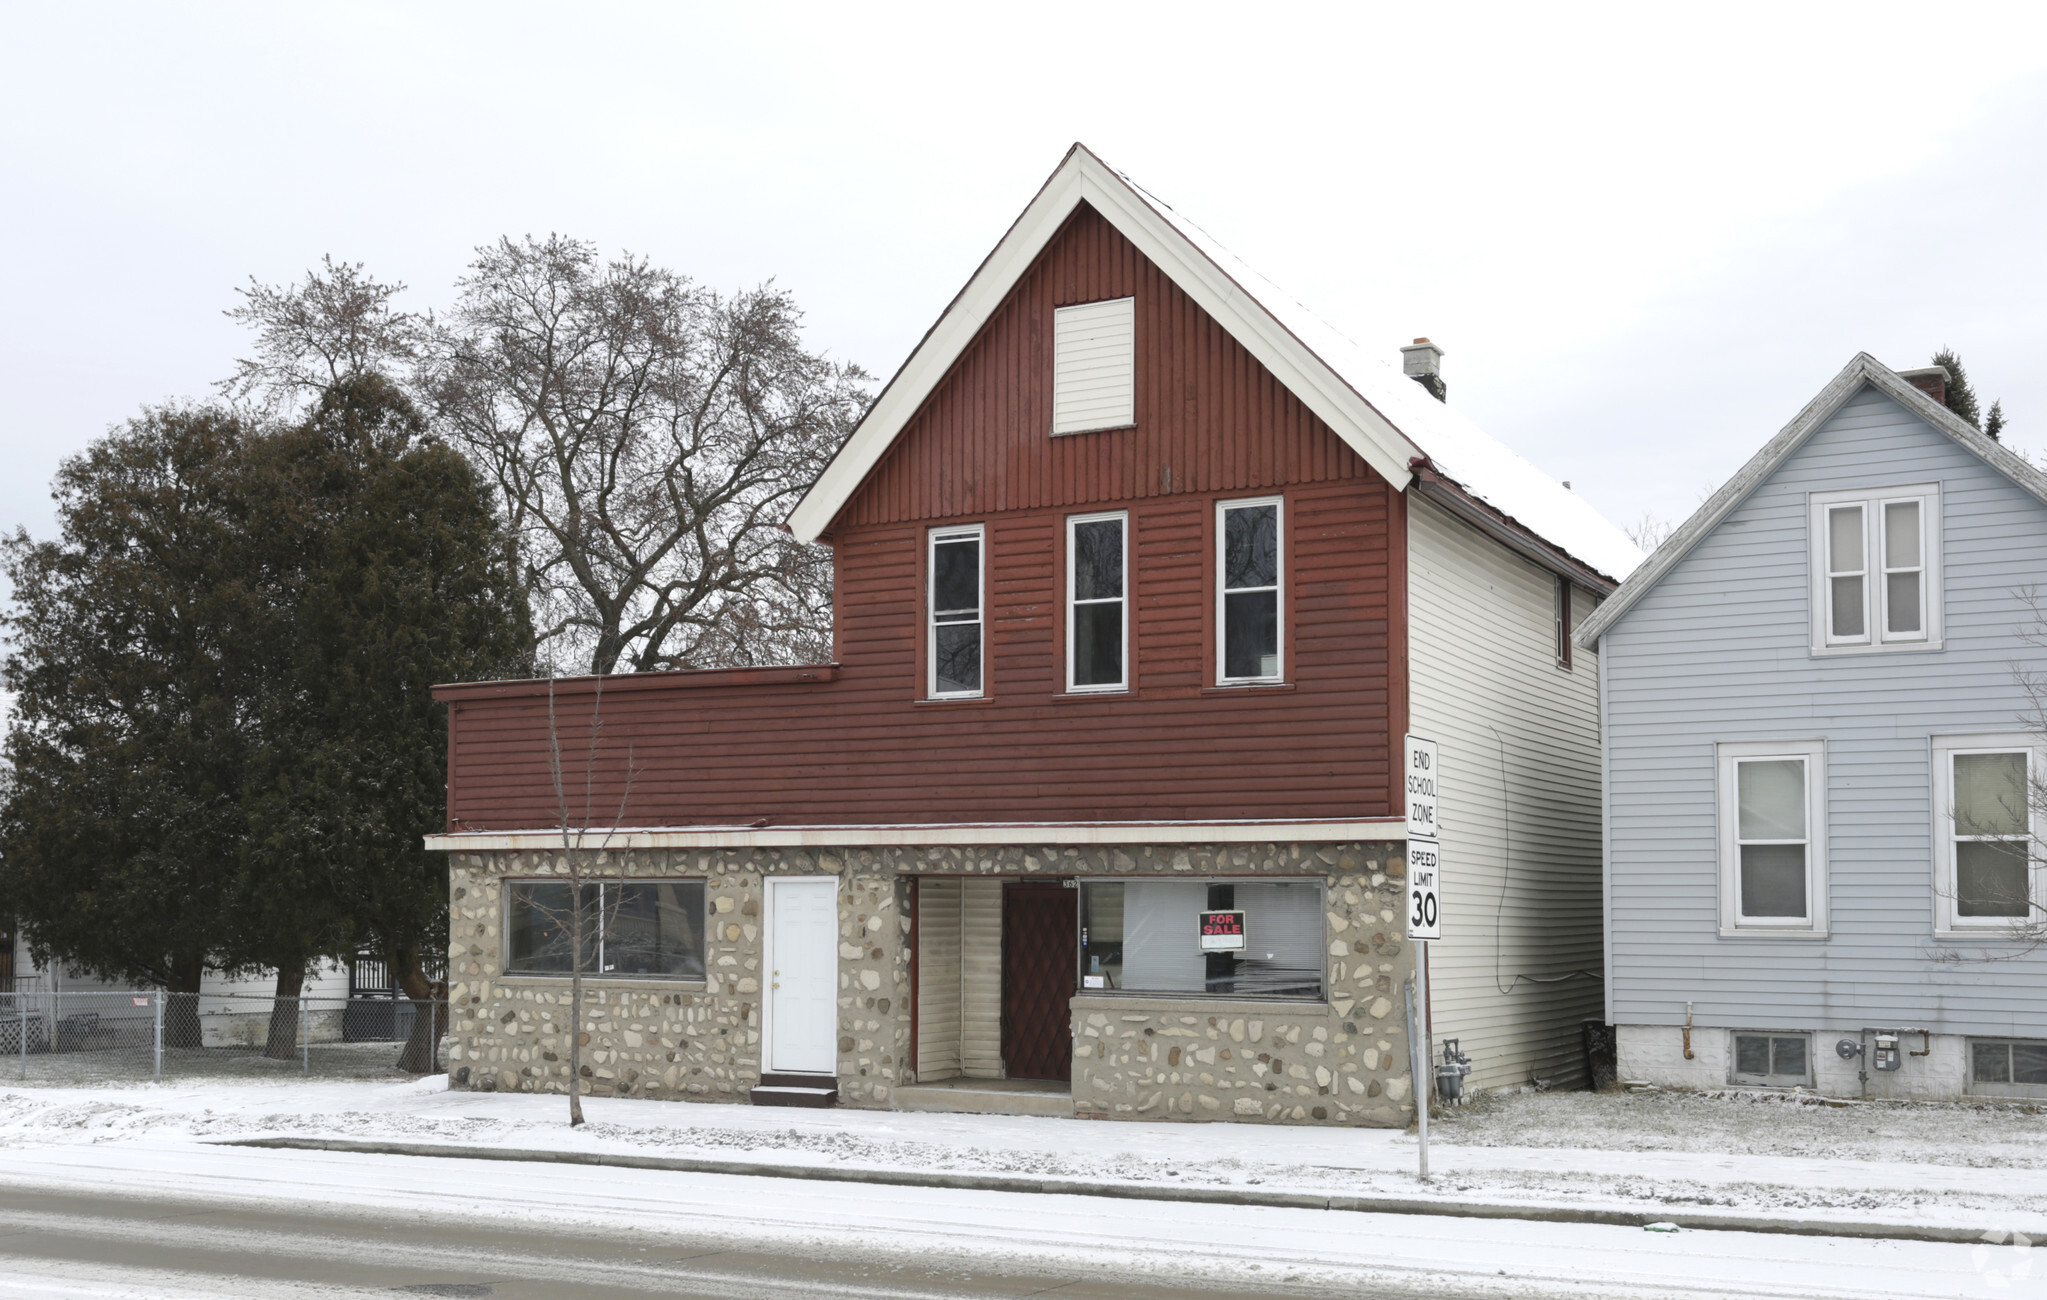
1121,169,1644,584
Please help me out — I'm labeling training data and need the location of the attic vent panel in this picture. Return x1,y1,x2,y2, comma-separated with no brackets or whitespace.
1052,297,1135,435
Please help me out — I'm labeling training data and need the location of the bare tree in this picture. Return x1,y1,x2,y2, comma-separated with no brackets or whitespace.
1624,510,1676,553
220,257,429,418
423,236,869,674
540,677,636,1126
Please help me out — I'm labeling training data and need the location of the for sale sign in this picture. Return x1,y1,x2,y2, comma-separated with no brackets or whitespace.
1404,734,1443,941
1199,909,1247,951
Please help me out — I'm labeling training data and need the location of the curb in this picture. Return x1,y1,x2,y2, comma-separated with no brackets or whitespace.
214,1136,2014,1247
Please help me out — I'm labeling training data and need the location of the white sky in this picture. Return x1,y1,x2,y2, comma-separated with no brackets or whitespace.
4,2,2046,546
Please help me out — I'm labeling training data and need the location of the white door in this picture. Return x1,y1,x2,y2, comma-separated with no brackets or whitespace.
767,877,839,1075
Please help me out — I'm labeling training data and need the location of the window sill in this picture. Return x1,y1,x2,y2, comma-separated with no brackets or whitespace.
497,974,711,991
1717,926,1831,940
912,695,998,708
1051,689,1133,702
1934,928,2035,943
1070,992,1330,1012
1809,639,1945,658
1201,681,1295,697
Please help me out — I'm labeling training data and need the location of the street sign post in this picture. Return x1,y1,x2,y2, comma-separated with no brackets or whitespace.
1402,734,1441,1180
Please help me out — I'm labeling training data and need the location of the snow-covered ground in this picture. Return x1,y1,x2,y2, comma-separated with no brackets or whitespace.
0,1076,2040,1233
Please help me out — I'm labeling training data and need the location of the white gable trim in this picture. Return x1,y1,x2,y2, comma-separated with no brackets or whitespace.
1578,352,2047,647
786,145,1420,542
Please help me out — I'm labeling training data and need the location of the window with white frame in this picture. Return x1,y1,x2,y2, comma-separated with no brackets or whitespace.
1933,734,2039,935
928,525,984,698
1731,1032,1811,1086
1052,298,1135,435
1067,512,1127,691
1218,497,1282,683
1717,741,1828,936
1809,484,1941,653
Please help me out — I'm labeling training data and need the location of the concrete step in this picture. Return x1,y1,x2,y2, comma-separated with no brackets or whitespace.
751,1072,837,1108
893,1079,1073,1118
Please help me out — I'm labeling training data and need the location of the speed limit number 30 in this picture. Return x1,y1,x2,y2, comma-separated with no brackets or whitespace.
1403,735,1442,941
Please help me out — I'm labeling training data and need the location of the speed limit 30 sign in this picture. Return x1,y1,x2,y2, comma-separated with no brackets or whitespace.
1404,735,1442,941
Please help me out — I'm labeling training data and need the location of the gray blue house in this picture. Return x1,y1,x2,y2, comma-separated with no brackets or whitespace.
1578,353,2047,1100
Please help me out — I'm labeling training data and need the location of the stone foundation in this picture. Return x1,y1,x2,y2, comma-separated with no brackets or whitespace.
443,839,1416,1125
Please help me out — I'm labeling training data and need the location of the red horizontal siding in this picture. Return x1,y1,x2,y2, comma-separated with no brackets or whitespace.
441,200,1400,831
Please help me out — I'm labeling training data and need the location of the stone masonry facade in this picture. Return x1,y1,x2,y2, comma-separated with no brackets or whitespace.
443,839,1415,1126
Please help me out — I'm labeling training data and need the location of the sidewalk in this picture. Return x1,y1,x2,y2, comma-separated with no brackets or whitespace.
2,1076,2040,1240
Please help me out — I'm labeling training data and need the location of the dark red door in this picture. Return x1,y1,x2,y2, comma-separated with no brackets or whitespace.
1002,882,1076,1081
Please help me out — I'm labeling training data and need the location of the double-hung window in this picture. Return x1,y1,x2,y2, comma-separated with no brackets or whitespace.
928,525,984,698
1717,740,1828,936
1810,484,1941,654
1067,512,1127,692
1217,497,1282,683
1933,734,2039,936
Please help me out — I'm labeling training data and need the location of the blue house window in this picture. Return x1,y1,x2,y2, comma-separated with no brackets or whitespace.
1717,740,1830,937
1809,484,1941,655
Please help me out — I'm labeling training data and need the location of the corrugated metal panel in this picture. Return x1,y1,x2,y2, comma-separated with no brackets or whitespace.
961,878,1004,1078
834,204,1366,530
916,878,962,1081
1052,297,1135,435
1408,496,1605,1091
443,480,1396,829
1604,386,2047,1036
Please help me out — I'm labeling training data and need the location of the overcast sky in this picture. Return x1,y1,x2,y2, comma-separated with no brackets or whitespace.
4,3,2045,550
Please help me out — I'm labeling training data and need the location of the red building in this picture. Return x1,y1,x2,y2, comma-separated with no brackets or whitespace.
431,146,1639,1124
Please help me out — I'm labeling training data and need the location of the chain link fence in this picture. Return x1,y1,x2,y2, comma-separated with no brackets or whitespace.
2,982,446,1083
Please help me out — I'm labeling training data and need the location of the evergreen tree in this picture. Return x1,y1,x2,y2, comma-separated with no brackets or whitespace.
1987,400,2008,442
1931,348,1982,428
0,409,270,1043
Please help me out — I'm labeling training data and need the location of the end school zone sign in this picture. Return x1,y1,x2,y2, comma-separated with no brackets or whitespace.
1403,735,1442,940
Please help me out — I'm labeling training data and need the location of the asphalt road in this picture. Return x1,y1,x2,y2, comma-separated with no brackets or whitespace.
0,1184,1429,1300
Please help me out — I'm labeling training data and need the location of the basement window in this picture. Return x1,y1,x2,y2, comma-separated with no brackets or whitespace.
505,879,707,980
1971,1039,2047,1098
1077,879,1324,1001
1731,1032,1810,1086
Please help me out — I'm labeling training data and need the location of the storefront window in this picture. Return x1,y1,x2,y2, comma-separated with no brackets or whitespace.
505,880,707,979
1077,879,1323,1000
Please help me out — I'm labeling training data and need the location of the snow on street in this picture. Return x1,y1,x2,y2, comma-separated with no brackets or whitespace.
0,1077,2038,1296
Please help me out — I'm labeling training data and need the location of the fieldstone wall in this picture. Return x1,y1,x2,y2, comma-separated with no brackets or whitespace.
442,838,1412,1125
1071,856,1415,1126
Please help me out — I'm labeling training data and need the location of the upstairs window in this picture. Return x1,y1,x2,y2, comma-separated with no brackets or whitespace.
1717,740,1829,937
1810,485,1940,654
928,525,984,698
1067,512,1127,692
1933,734,2039,936
1218,497,1282,683
1052,298,1135,435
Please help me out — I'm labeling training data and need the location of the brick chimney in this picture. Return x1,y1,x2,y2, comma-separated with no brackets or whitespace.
1897,365,1950,408
1401,338,1446,402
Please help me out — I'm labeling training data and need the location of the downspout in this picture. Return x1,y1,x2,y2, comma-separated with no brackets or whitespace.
1683,1001,1695,1060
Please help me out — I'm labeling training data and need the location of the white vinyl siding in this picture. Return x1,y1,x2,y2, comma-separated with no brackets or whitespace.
960,878,1004,1078
1407,496,1605,1092
1933,734,2042,938
915,878,962,1081
1808,483,1941,654
1052,297,1135,435
1716,741,1828,937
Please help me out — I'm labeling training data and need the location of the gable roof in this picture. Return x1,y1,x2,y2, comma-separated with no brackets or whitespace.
1576,351,2047,646
787,144,1642,584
